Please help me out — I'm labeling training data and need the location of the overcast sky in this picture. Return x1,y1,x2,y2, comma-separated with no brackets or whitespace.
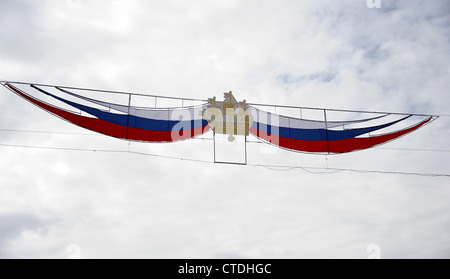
0,0,450,259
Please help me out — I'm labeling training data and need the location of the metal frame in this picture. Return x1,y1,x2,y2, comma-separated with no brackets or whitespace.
213,130,248,166
0,80,439,117
0,80,207,102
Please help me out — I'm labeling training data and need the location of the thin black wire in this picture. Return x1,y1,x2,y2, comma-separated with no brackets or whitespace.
1,128,450,153
375,147,450,153
0,80,207,102
0,142,449,178
248,102,441,118
0,142,212,165
0,128,100,136
2,80,446,117
247,163,450,177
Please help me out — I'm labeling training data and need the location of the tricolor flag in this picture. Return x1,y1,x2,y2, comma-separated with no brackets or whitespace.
1,82,436,154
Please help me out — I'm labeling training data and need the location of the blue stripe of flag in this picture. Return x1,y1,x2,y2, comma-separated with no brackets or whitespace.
32,85,208,131
251,116,409,141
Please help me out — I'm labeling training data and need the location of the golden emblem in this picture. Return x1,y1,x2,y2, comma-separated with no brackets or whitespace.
202,91,253,142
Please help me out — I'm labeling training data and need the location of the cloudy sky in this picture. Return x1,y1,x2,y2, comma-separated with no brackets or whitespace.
0,0,449,259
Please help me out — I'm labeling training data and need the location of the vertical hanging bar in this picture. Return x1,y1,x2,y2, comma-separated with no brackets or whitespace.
213,130,216,163
244,134,248,165
126,93,132,140
324,109,330,156
288,117,292,150
167,109,171,142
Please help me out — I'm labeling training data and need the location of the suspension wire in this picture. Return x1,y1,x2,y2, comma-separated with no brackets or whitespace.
247,162,450,177
0,128,100,136
374,147,450,153
1,128,450,153
1,80,447,117
248,102,441,118
0,80,207,102
0,142,212,165
0,142,449,178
